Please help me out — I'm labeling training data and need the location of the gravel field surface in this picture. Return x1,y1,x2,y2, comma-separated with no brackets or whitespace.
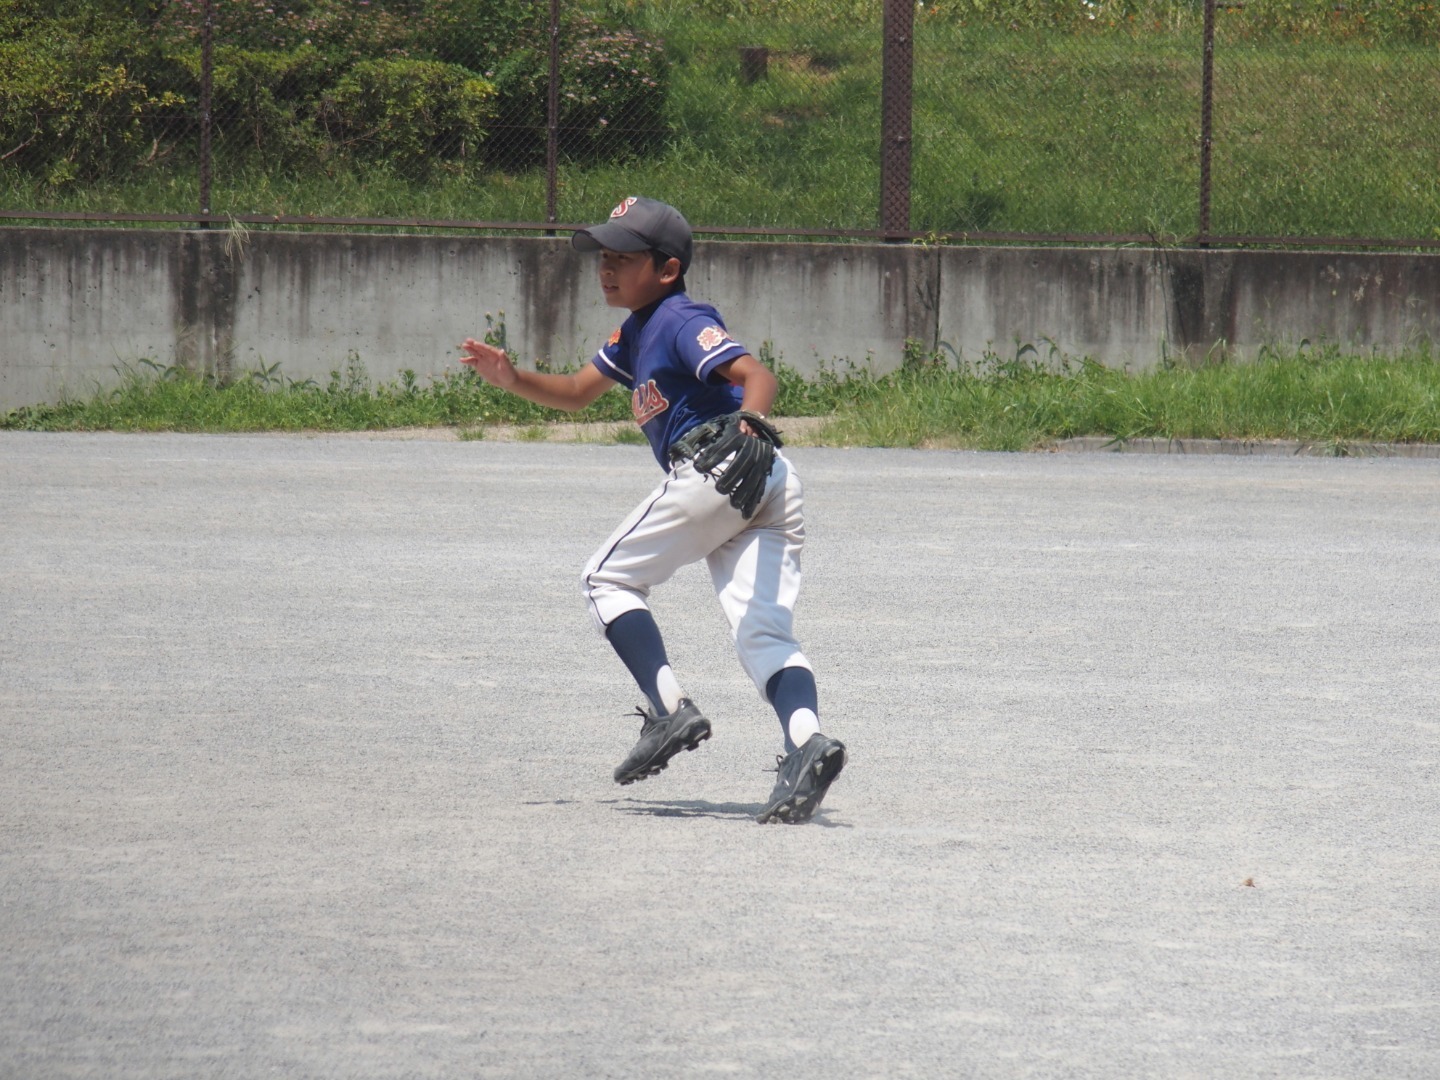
2,432,1437,1079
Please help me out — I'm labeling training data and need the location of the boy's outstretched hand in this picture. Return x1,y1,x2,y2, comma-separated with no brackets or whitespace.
459,338,519,389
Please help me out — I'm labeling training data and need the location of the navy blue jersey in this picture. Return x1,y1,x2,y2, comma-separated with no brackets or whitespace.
591,292,750,468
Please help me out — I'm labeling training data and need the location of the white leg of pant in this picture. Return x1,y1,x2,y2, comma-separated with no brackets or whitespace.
581,459,754,631
582,452,812,698
705,453,812,698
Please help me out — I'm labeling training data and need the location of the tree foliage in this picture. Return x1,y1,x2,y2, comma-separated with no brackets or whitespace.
0,8,184,184
0,0,670,185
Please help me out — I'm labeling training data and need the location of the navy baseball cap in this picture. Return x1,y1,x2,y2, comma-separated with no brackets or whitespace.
571,196,693,273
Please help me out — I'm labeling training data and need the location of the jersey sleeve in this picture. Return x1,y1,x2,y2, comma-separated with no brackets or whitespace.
591,325,633,388
676,314,749,384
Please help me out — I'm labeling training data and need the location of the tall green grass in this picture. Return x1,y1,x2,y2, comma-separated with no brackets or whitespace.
0,355,629,433
816,343,1440,451
7,345,1438,452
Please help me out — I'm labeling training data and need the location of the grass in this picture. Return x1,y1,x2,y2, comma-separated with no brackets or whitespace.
0,355,634,434
3,15,1436,241
6,344,1438,453
814,343,1440,451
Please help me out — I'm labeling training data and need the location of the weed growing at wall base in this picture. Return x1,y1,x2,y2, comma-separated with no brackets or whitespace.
0,355,633,433
4,345,1438,452
814,342,1440,451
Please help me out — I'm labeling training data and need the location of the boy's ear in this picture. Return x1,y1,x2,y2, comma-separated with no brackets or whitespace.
658,256,682,284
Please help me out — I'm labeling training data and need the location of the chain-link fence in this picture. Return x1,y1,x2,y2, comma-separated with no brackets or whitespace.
1,1,1436,246
1209,6,1438,244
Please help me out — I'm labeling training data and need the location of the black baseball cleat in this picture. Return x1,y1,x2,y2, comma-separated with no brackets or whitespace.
613,698,712,785
756,733,847,824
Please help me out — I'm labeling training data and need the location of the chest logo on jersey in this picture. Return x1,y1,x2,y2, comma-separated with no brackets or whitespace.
631,379,670,425
696,325,729,351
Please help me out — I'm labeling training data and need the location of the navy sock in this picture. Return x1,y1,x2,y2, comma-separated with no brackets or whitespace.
605,610,672,713
766,666,819,752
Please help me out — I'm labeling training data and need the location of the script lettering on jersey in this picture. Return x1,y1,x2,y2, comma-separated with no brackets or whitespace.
631,379,670,426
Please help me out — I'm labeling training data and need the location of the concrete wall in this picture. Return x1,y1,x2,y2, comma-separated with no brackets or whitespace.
2,226,1437,411
936,246,1440,367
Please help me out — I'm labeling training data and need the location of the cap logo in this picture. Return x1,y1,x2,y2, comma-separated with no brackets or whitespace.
610,197,639,219
696,326,729,350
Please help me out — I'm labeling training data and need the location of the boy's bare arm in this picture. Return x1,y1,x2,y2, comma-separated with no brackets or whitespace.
716,353,778,424
459,338,615,412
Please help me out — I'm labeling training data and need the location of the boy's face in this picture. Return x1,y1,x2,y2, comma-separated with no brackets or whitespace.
597,248,681,310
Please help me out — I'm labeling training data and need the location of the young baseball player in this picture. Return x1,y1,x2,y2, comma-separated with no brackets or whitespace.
459,196,845,824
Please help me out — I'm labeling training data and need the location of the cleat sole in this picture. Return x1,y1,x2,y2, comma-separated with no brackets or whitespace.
756,742,846,824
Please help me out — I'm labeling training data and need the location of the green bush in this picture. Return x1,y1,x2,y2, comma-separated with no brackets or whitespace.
2,1,670,182
317,58,498,172
559,16,669,160
421,1,669,167
421,0,543,72
662,0,876,22
155,0,422,61
194,45,335,168
0,29,185,185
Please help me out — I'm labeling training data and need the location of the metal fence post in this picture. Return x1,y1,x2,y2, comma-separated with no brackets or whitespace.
546,0,561,229
199,0,213,228
1199,0,1216,246
880,0,913,241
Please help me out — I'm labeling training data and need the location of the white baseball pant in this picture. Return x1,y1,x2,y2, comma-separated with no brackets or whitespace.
581,451,813,697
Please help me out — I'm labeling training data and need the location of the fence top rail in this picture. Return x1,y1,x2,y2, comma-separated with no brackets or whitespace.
1,211,1436,252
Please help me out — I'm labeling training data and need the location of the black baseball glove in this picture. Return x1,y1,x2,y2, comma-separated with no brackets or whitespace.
691,411,785,519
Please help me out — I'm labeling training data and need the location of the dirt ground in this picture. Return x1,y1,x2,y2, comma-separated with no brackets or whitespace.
3,432,1437,1079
